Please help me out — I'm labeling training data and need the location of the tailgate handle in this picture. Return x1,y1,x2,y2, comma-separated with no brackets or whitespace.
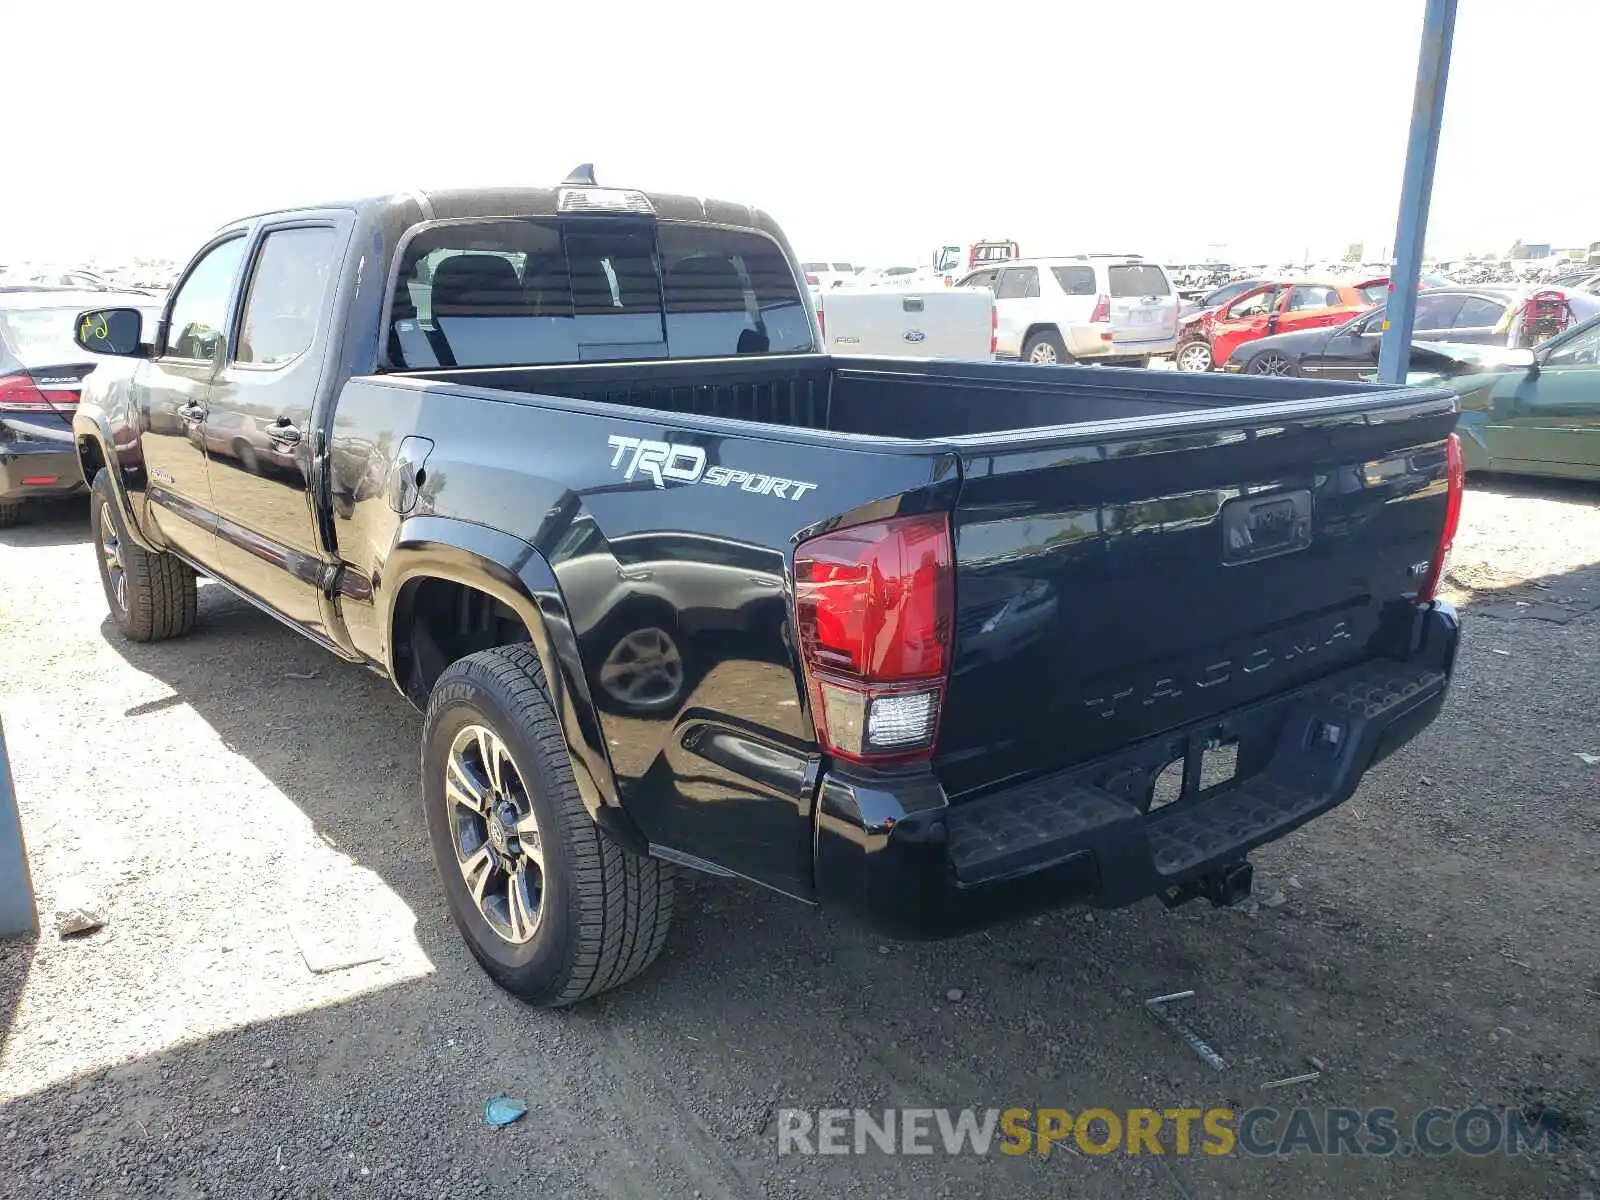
902,297,924,313
1221,490,1313,564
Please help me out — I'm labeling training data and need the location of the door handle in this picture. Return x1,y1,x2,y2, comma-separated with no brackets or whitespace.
269,419,302,445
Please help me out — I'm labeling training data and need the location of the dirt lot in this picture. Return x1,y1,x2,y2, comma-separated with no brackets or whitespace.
2,477,1597,1199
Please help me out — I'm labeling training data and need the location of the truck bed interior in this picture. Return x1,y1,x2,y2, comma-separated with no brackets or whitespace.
408,355,1374,441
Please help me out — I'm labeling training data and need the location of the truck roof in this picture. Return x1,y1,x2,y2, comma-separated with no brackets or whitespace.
218,185,784,240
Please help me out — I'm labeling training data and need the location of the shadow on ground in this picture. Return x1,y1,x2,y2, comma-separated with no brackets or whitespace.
0,497,90,550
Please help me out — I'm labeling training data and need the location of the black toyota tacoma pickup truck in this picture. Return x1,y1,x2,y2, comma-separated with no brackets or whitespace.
71,174,1464,1005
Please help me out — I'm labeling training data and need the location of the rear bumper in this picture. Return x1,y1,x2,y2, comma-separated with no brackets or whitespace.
815,602,1459,938
0,439,85,503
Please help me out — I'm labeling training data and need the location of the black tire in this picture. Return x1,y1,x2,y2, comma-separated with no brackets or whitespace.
90,469,197,642
422,644,675,1006
1022,329,1070,366
0,502,20,528
234,440,260,474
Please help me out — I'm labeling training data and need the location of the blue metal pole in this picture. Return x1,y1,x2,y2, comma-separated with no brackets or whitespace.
1378,0,1457,383
0,718,38,937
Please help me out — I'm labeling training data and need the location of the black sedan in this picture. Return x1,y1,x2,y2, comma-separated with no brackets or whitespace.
1222,286,1600,378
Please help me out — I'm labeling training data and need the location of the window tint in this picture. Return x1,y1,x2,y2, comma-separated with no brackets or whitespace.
1051,266,1096,296
1454,296,1507,327
1285,285,1340,312
1359,282,1389,305
994,267,1039,300
658,224,811,357
801,263,828,272
164,237,246,359
1543,325,1600,367
236,227,336,365
1201,280,1253,308
1107,264,1170,298
831,262,853,272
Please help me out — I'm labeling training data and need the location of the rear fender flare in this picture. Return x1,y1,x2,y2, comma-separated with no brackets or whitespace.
382,515,636,845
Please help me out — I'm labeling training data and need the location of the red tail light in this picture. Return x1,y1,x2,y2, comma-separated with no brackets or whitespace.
0,373,77,413
1417,433,1464,603
793,513,954,764
804,273,820,286
1089,294,1111,323
816,305,825,341
989,304,998,356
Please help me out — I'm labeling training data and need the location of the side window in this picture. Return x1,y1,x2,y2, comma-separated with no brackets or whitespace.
1286,285,1339,312
1543,326,1600,367
994,267,1038,300
1225,288,1275,320
1359,282,1389,305
163,237,247,360
1050,266,1097,296
1454,296,1507,328
960,269,998,292
235,227,337,366
1411,294,1466,331
658,224,812,357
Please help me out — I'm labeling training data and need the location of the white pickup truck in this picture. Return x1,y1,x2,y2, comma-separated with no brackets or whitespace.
814,286,994,360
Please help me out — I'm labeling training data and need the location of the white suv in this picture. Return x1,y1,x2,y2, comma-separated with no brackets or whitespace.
959,255,1180,366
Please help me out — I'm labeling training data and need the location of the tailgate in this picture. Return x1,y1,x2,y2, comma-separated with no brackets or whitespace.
1107,262,1178,348
820,289,993,360
935,387,1460,797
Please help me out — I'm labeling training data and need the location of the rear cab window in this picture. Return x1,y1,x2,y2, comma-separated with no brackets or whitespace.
1107,264,1170,298
388,218,813,368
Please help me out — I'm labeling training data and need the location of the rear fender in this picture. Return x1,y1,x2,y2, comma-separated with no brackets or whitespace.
381,515,638,848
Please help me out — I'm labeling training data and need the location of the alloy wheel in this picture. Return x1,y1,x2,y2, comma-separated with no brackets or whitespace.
1175,343,1213,372
445,724,544,945
99,503,127,613
1249,352,1293,376
1028,342,1059,365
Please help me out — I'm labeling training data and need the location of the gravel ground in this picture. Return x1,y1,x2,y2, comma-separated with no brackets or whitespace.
1,475,1597,1199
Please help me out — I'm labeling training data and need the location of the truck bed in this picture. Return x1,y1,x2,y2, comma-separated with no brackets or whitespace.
409,354,1391,443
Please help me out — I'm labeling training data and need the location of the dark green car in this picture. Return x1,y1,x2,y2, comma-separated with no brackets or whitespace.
1404,315,1600,480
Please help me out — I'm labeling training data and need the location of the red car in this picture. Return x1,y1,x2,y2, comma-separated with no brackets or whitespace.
1174,279,1376,373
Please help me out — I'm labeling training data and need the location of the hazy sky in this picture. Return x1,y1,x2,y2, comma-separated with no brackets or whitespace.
5,0,1596,267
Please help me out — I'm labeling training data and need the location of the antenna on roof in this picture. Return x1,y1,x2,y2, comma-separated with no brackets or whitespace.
562,164,597,186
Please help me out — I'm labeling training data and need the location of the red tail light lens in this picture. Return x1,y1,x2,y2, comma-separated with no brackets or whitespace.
1090,294,1111,323
794,513,954,764
816,305,825,341
0,373,76,413
804,273,820,286
989,305,998,356
1417,433,1464,603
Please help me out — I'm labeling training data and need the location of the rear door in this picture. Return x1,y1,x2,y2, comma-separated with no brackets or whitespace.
1107,262,1178,352
202,217,350,635
1436,294,1510,345
934,386,1461,796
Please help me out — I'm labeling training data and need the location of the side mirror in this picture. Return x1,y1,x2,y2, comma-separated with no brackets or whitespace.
1501,346,1537,373
74,308,149,357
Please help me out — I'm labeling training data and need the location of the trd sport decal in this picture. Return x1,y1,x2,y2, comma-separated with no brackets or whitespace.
606,436,818,501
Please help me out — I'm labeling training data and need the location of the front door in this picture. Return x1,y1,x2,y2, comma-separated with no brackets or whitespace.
135,234,249,561
1209,285,1280,365
203,220,348,635
1491,324,1600,473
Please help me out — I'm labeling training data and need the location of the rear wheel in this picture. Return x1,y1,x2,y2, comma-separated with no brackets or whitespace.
1245,350,1298,377
90,469,197,642
1174,341,1214,373
423,645,675,1005
0,502,20,528
1023,330,1069,365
